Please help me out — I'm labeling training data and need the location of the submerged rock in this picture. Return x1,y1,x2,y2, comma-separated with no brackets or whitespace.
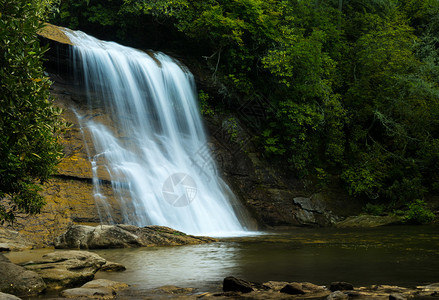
21,250,106,289
155,285,195,295
61,287,115,299
0,260,46,297
54,224,218,249
335,215,402,228
61,279,128,299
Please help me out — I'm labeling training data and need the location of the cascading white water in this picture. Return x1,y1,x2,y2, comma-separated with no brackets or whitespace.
64,30,252,236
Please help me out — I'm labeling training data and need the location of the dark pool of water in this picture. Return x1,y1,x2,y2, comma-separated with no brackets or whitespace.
85,225,439,292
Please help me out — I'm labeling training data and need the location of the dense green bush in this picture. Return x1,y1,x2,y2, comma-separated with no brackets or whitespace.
0,0,64,223
403,199,436,224
363,203,387,216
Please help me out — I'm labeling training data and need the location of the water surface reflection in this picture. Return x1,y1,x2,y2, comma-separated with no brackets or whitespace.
93,242,242,291
92,225,439,291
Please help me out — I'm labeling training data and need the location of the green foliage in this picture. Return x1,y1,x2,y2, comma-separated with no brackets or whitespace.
224,117,239,143
53,0,439,207
363,203,387,216
403,199,435,224
386,177,427,204
0,0,64,223
198,90,214,116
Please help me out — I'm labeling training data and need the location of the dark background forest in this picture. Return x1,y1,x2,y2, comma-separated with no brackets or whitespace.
2,0,439,223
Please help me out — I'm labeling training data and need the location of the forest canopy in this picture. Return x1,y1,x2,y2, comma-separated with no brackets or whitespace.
51,0,439,213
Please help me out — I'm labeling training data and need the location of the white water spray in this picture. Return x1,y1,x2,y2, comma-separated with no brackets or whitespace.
65,30,252,236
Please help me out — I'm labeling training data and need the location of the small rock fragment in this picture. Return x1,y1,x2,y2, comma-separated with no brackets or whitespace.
100,261,126,272
330,281,354,292
280,283,305,295
327,290,349,299
61,287,115,299
223,276,253,293
82,279,128,291
155,286,195,294
389,293,406,300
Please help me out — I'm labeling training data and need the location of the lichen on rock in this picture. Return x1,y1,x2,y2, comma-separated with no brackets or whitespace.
37,23,73,45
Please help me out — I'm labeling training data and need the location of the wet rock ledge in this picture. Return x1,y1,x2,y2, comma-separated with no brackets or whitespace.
0,250,127,298
54,224,218,249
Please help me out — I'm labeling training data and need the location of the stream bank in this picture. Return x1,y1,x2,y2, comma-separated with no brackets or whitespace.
2,225,439,299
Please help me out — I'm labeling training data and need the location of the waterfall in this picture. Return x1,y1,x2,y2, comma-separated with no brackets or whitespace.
64,30,252,236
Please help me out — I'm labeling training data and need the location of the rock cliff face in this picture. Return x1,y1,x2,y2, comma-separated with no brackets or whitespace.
2,25,361,245
207,133,348,228
5,79,124,247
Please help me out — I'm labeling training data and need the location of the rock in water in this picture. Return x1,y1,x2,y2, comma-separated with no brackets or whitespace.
223,276,253,293
330,281,354,292
389,293,407,300
55,224,138,249
0,292,23,300
61,279,128,299
54,224,217,249
154,286,195,295
81,279,128,290
327,290,349,299
101,261,126,272
280,283,306,295
335,215,402,228
0,261,46,297
21,250,106,289
60,287,115,299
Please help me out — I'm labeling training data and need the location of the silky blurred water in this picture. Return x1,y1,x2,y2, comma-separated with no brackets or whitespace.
63,30,253,236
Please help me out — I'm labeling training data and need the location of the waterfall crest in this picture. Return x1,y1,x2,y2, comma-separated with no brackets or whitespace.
64,30,252,236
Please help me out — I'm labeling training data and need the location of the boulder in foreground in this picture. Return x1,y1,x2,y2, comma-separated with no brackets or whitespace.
54,224,218,249
0,257,46,297
21,250,106,289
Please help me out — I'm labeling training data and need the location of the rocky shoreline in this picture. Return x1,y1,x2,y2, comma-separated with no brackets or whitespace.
2,252,439,300
1,225,438,299
0,224,217,298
